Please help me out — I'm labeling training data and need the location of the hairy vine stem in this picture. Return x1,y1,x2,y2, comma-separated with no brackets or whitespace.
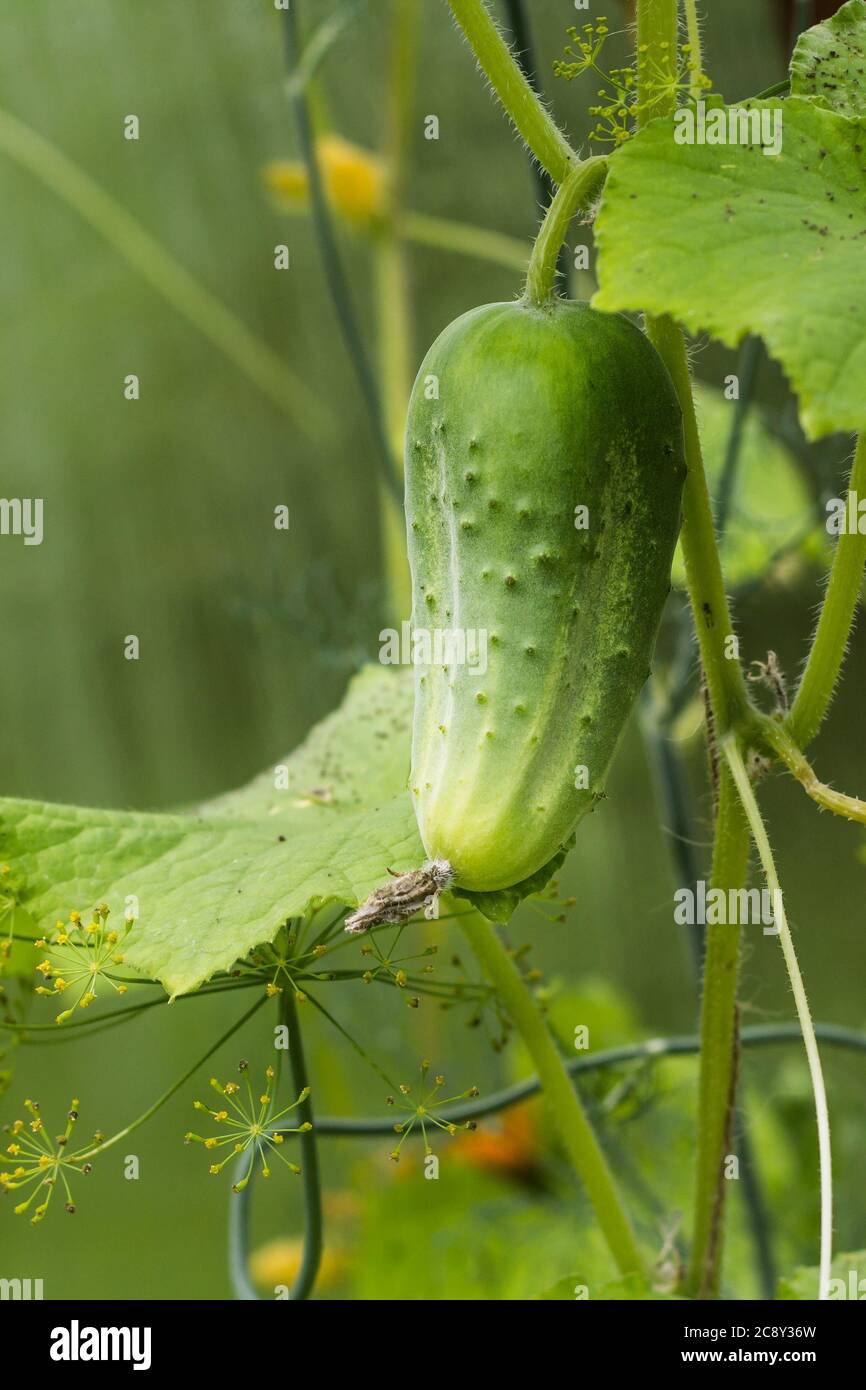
443,0,854,1303
723,735,833,1300
685,768,750,1297
786,433,866,750
446,0,577,184
634,0,753,1300
459,908,644,1278
752,713,866,826
682,0,705,103
523,158,608,306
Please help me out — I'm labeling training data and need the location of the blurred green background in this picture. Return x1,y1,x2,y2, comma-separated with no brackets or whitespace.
1,0,863,1299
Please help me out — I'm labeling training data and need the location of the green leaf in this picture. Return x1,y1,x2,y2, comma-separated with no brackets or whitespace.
593,98,866,438
671,384,822,587
778,1249,866,1299
200,663,413,820
0,667,423,997
791,0,866,119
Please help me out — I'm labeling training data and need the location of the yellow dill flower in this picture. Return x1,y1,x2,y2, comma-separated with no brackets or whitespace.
0,1097,100,1223
264,134,387,232
249,1236,350,1294
184,1059,311,1192
34,903,136,1024
385,1059,478,1163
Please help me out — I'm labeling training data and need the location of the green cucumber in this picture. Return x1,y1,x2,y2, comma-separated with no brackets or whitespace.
405,298,686,893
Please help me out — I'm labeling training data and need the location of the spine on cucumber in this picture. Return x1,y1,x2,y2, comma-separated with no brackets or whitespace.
405,298,686,894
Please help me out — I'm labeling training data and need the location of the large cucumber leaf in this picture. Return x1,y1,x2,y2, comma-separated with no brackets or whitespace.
671,384,823,588
0,667,422,997
791,0,866,118
593,97,866,439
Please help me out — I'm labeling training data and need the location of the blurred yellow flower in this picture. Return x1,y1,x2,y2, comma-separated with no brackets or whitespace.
264,135,387,232
249,1236,351,1294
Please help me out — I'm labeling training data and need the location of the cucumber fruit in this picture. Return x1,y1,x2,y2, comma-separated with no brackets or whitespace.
405,299,686,893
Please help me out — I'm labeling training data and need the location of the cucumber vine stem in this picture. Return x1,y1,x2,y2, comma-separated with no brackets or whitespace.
682,0,705,103
523,158,608,307
685,767,750,1298
446,0,577,184
752,712,866,826
459,908,645,1278
723,734,833,1301
306,1021,866,1133
635,0,754,1300
281,987,322,1300
786,433,866,751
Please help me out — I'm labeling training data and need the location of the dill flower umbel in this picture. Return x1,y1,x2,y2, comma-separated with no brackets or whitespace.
553,18,714,147
387,1060,478,1163
185,1061,311,1192
34,903,135,1024
0,1097,98,1223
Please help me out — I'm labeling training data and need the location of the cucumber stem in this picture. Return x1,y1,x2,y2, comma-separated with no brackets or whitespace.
722,735,833,1300
635,0,749,1301
686,768,750,1297
446,0,576,184
459,908,645,1279
523,158,608,307
786,433,866,750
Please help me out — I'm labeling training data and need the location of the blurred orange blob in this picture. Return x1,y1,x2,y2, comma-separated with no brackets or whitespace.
450,1104,546,1189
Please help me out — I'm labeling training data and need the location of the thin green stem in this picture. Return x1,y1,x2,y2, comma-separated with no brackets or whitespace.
446,0,577,183
716,337,761,539
645,309,749,737
500,0,572,295
751,713,866,827
635,2,749,736
0,978,263,1036
402,209,529,270
374,0,420,622
459,909,644,1278
76,995,267,1161
523,158,608,307
282,989,322,1300
281,4,401,501
686,766,750,1298
787,434,866,750
284,0,366,99
682,0,704,102
723,734,833,1300
0,108,328,439
310,1022,866,1133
